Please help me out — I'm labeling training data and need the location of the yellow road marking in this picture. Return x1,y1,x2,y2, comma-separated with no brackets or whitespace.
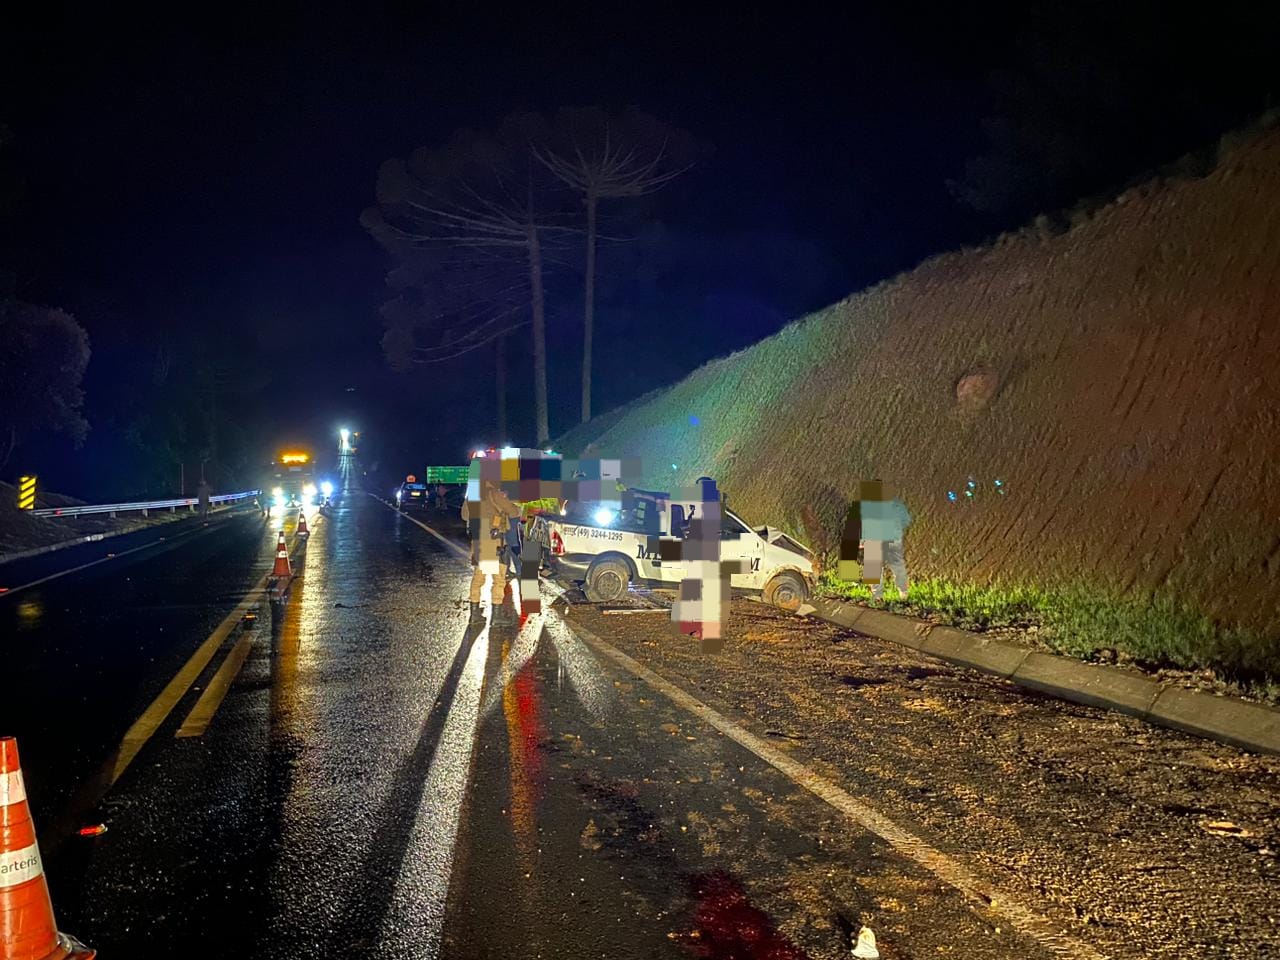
39,529,310,853
44,568,273,852
175,633,255,737
172,516,322,737
109,573,270,770
73,533,303,787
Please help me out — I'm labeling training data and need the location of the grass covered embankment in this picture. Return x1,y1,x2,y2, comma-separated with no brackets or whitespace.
557,118,1280,694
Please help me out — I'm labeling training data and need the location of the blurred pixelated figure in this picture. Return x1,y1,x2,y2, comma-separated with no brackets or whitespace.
462,452,520,615
839,480,911,600
668,476,738,653
509,449,565,615
197,477,212,519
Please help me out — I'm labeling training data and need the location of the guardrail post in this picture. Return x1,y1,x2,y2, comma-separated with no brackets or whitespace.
109,510,116,519
142,507,148,517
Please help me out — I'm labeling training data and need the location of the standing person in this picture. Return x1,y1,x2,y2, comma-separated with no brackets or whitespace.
197,478,212,519
858,481,911,601
435,483,448,511
461,456,519,620
670,476,730,654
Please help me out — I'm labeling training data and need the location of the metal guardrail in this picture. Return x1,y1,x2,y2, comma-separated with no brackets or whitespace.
29,490,261,519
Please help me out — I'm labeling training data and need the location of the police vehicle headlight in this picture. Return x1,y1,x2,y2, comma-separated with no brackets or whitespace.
273,493,285,507
303,483,317,497
321,481,334,497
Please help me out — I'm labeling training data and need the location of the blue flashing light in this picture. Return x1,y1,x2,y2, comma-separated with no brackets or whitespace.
689,415,700,426
946,491,957,502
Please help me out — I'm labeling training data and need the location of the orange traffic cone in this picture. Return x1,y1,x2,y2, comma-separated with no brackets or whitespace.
296,508,309,539
270,532,292,578
0,737,95,960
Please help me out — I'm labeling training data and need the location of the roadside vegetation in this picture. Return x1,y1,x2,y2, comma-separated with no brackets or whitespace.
817,569,1280,704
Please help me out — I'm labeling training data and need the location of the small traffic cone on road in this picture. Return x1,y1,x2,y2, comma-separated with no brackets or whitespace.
0,737,95,960
295,508,309,539
270,531,292,579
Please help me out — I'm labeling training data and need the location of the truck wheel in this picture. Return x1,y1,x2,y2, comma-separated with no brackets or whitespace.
764,572,808,612
584,558,630,603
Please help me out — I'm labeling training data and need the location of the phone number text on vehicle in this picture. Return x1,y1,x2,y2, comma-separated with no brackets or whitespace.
565,526,625,541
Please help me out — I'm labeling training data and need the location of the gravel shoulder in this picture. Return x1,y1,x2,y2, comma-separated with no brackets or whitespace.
559,593,1280,960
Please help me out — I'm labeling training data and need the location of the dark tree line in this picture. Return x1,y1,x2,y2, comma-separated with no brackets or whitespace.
1,123,269,495
0,124,91,474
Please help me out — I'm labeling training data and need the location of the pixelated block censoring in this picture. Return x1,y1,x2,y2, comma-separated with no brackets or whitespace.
833,480,911,599
666,477,732,654
463,453,738,650
835,481,894,585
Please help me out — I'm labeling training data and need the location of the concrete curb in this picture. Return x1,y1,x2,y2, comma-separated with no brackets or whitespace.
802,596,1280,756
0,503,249,568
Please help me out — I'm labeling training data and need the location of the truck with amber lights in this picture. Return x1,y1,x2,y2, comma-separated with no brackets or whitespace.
266,450,329,514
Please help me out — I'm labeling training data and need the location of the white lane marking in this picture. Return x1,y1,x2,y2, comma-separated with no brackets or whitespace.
385,604,491,954
368,493,470,563
558,614,1105,960
0,529,199,597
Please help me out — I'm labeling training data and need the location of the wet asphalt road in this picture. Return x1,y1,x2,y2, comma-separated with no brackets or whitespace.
6,477,1271,958
1,508,276,842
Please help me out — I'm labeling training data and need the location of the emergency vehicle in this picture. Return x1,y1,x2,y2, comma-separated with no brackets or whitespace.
267,450,331,513
532,486,814,610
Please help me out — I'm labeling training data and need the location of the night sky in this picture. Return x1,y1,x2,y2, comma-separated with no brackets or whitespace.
3,3,1276,495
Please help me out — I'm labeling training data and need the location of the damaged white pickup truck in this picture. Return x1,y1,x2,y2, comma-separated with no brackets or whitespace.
530,486,814,609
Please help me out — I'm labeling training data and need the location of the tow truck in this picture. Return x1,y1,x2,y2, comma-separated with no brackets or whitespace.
532,486,814,610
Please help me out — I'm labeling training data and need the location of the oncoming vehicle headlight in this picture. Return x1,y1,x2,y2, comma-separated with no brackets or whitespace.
303,483,317,498
273,493,285,507
272,486,283,497
321,481,334,497
593,508,616,527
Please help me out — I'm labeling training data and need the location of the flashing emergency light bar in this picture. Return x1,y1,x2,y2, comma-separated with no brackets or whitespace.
279,452,311,464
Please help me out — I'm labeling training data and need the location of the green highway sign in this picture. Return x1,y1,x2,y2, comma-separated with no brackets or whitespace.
425,465,469,484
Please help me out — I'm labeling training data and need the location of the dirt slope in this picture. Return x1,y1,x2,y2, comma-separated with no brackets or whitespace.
561,122,1280,677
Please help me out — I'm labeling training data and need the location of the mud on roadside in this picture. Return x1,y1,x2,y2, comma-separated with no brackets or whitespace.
557,594,1280,960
